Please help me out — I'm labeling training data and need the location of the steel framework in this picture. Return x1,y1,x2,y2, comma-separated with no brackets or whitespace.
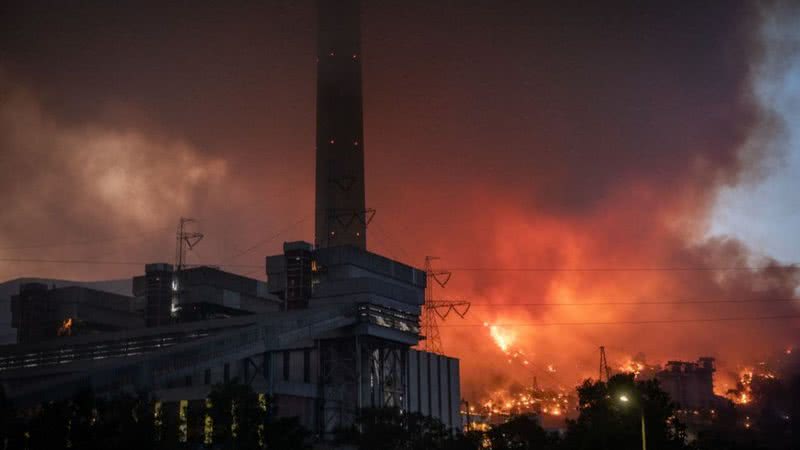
599,345,611,382
173,217,203,316
420,257,470,354
318,336,408,434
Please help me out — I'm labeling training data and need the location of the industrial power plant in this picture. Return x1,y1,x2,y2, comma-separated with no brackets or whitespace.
0,0,461,438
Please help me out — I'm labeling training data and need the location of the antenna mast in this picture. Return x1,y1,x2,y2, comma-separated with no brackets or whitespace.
173,217,203,317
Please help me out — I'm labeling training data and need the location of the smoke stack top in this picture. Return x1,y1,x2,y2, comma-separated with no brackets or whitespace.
315,0,368,250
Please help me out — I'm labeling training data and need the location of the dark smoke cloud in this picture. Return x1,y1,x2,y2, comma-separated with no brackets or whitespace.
0,1,797,397
0,72,241,278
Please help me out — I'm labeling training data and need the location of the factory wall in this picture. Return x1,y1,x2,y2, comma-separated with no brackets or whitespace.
407,349,461,430
655,358,717,410
11,283,142,343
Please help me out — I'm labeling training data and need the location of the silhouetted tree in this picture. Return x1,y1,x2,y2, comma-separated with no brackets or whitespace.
206,378,315,449
67,388,102,449
340,407,468,450
93,393,158,450
206,379,260,448
750,375,792,449
486,413,559,450
443,430,483,450
562,373,688,450
339,407,408,450
0,387,17,450
262,416,312,450
15,380,317,449
27,399,70,450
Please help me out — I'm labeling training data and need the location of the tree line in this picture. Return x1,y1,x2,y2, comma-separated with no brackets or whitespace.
0,380,310,450
0,373,794,449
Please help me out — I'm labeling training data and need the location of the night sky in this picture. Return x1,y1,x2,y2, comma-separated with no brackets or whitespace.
1,1,798,399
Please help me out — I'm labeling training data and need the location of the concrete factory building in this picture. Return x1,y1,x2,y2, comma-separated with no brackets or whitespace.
10,283,143,343
1,244,461,432
655,357,720,410
0,0,462,436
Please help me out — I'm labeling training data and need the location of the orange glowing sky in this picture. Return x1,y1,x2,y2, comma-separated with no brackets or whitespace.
1,1,799,399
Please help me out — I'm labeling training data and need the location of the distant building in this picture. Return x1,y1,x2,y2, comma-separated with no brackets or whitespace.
133,264,281,326
276,241,315,310
141,263,173,327
10,283,142,343
656,357,718,409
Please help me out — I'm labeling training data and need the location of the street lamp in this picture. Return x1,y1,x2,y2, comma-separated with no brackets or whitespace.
618,394,646,450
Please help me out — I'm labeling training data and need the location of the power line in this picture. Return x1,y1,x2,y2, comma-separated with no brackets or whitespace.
7,255,799,276
364,227,401,262
0,227,172,251
444,265,799,273
0,257,151,266
1,256,797,305
465,298,798,306
223,215,310,261
0,257,261,270
0,216,311,268
369,221,414,264
437,314,800,327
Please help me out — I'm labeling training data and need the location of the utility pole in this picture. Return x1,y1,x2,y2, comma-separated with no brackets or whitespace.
463,400,472,431
420,256,470,354
641,410,647,450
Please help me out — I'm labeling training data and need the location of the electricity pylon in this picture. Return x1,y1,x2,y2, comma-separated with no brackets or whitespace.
599,345,611,382
420,256,470,354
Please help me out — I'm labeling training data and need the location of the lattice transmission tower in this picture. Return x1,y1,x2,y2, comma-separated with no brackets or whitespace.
420,256,470,354
599,345,611,382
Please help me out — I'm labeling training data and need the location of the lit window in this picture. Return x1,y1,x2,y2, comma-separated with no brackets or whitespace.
204,399,213,445
178,400,188,442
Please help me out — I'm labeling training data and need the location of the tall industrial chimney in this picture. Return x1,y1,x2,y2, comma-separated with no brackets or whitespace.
315,0,368,250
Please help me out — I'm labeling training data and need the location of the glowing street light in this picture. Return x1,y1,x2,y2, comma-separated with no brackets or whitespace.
617,392,646,450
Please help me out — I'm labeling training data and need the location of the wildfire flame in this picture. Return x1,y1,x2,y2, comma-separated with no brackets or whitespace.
486,323,516,354
57,317,73,337
478,322,573,419
727,366,777,405
480,387,574,419
731,368,754,405
618,359,645,378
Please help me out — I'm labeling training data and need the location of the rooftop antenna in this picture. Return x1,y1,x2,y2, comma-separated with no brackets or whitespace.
420,256,470,354
173,217,203,317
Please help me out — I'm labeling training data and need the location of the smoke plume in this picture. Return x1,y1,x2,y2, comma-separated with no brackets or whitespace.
0,1,798,399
